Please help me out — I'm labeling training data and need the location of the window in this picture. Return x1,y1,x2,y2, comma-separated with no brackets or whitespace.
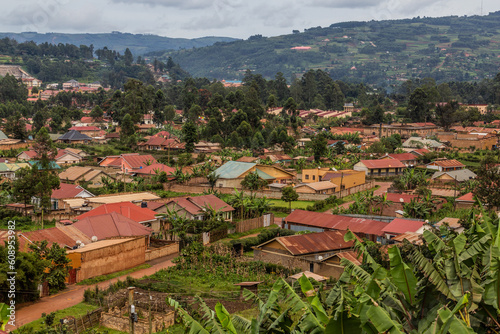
305,175,309,180
312,175,315,181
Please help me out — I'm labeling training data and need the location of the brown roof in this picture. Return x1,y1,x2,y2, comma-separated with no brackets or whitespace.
166,195,234,215
436,217,461,229
359,159,406,169
11,226,91,252
268,230,355,255
236,156,259,163
328,251,362,265
392,232,423,245
285,210,387,236
73,212,152,240
122,154,157,169
430,159,465,168
386,153,417,162
382,218,426,235
59,166,93,181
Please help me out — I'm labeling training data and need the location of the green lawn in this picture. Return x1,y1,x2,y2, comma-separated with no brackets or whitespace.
18,302,99,332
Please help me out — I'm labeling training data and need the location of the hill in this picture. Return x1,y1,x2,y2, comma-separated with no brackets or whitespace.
0,32,239,56
148,11,500,86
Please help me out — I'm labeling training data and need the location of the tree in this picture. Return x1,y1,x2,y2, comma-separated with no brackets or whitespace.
407,87,430,122
12,167,36,216
120,113,136,146
281,186,299,212
474,154,500,210
310,134,327,162
31,128,60,220
240,171,268,196
29,240,70,293
182,120,198,153
124,48,133,66
89,105,104,121
4,111,28,140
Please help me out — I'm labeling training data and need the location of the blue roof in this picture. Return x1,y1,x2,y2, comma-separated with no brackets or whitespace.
28,161,61,170
214,161,256,179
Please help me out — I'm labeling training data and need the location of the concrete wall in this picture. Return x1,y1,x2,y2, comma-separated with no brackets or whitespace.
76,238,146,282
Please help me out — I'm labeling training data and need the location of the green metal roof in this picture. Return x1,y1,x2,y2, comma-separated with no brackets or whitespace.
214,161,256,179
0,131,8,140
255,168,275,180
0,163,9,172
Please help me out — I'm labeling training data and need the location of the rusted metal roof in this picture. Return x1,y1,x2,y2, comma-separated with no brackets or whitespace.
76,201,158,223
328,251,362,265
285,210,387,236
12,226,92,252
359,159,406,169
428,159,465,168
382,218,426,235
273,230,355,255
392,232,423,245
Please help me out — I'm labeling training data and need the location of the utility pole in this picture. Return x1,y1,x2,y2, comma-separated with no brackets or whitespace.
128,287,135,334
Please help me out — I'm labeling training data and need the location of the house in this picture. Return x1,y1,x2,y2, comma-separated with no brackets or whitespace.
75,201,161,232
194,141,221,153
392,232,423,245
63,148,88,158
409,148,430,156
59,166,114,187
297,138,311,147
0,163,30,180
133,163,175,178
236,156,259,163
301,168,365,190
57,130,92,144
353,159,406,177
73,212,153,241
402,137,446,150
455,192,475,209
0,139,30,151
54,149,85,165
294,181,337,194
283,210,387,242
253,230,358,278
68,126,103,137
40,183,95,211
364,123,438,139
213,161,295,188
426,159,465,172
139,137,185,151
164,194,234,221
431,169,477,184
99,154,158,174
382,218,428,239
380,153,418,167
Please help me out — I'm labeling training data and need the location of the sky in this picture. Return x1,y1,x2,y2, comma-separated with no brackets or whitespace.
0,0,499,40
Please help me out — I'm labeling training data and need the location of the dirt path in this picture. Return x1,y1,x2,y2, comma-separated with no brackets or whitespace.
8,254,178,330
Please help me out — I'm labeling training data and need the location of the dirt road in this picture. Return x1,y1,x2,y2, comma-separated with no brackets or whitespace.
8,254,178,330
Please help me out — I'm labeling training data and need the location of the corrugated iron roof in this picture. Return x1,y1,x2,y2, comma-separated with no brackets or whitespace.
135,163,175,175
327,251,362,265
386,153,417,161
122,154,157,169
73,212,152,240
392,232,423,245
295,181,337,191
436,217,461,229
58,130,92,141
59,166,93,181
14,226,91,252
271,230,355,255
359,159,406,169
431,169,476,182
456,192,474,202
288,271,327,281
285,210,387,236
214,161,255,179
52,183,94,199
188,194,234,213
76,202,158,223
382,218,426,235
385,193,418,203
429,159,465,168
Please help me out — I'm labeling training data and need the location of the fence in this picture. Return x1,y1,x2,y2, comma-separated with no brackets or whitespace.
235,213,274,233
64,308,102,333
165,180,376,201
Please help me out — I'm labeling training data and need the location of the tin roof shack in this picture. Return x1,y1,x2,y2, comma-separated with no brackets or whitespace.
67,237,146,283
253,230,359,278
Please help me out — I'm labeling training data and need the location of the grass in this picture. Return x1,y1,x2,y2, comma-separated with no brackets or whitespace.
268,199,315,209
225,224,278,240
17,302,99,331
77,263,152,285
234,307,260,320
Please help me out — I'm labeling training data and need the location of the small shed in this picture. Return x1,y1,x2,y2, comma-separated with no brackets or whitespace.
288,271,327,283
233,281,263,300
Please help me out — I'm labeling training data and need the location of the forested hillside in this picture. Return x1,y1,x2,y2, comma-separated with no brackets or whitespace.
149,11,500,87
0,32,238,55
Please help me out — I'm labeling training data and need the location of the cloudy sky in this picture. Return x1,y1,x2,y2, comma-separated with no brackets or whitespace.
1,0,498,39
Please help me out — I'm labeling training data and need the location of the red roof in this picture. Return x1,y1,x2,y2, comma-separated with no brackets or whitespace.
19,150,38,159
152,131,173,138
456,192,474,202
134,163,175,175
270,230,355,255
285,210,387,236
6,226,90,252
122,154,157,169
55,149,80,160
166,195,234,215
384,193,418,203
411,148,430,156
73,212,152,240
386,153,417,162
80,117,94,123
359,159,406,169
52,183,91,199
382,218,426,235
76,202,158,223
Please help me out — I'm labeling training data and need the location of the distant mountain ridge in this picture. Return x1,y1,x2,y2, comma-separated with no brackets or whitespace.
0,32,239,56
147,11,500,85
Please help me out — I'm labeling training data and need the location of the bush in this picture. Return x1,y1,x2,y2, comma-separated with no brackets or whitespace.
232,228,295,251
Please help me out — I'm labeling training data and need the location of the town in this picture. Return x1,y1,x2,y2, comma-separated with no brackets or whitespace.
1,18,500,333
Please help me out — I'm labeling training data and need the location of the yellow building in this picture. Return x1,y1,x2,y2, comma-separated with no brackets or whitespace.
301,169,365,191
